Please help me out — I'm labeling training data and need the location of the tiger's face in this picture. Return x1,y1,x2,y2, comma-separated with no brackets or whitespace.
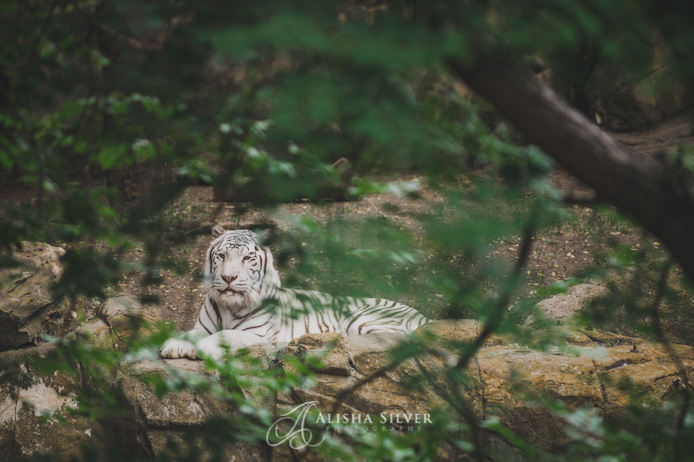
204,225,281,307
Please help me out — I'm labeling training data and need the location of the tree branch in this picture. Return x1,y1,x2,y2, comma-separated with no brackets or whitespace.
449,57,694,283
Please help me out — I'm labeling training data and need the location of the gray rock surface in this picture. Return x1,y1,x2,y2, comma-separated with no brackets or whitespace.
1,320,690,461
0,363,100,460
1,250,688,460
0,242,83,350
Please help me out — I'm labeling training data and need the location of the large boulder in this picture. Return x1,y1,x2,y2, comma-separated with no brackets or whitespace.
0,291,164,461
0,242,84,351
272,321,690,455
1,243,688,459
91,293,162,348
2,320,689,461
0,365,99,461
119,354,271,462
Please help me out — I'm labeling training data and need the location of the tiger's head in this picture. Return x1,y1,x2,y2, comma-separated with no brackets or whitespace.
204,225,281,309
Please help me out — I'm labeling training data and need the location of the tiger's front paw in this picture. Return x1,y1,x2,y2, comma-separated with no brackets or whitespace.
160,338,198,360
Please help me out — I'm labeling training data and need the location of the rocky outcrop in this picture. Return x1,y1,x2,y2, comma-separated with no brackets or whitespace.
1,320,690,461
120,355,270,461
1,248,689,460
536,283,607,322
0,290,164,461
271,321,690,454
0,365,98,460
0,242,84,351
80,293,162,348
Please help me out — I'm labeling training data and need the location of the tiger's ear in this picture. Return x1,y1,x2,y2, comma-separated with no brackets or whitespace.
211,224,226,238
261,246,282,296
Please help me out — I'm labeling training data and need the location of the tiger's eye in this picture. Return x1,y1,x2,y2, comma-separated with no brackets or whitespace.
242,255,253,262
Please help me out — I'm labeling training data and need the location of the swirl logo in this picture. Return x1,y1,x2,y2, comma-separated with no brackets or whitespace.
266,401,325,449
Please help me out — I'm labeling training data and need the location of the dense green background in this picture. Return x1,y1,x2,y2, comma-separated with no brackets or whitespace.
2,0,694,460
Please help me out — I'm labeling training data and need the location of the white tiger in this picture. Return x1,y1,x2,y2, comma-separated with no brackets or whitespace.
160,225,430,360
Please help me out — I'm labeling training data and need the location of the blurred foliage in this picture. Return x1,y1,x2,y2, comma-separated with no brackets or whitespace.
2,0,694,461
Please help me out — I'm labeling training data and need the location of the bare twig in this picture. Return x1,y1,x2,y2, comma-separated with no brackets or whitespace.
442,208,538,461
450,56,694,283
323,208,538,459
328,350,410,417
455,208,538,370
647,259,691,459
562,193,601,207
327,343,452,416
98,24,164,52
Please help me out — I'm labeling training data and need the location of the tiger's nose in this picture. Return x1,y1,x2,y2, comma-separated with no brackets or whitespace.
221,274,238,284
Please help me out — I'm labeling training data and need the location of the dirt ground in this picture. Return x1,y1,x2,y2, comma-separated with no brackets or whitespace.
1,113,691,332
118,182,444,329
119,186,642,330
116,112,694,331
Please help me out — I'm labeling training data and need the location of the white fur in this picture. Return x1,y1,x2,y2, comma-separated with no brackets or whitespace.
161,226,429,360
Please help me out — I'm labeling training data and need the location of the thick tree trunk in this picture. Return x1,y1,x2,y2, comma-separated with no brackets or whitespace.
449,58,694,282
